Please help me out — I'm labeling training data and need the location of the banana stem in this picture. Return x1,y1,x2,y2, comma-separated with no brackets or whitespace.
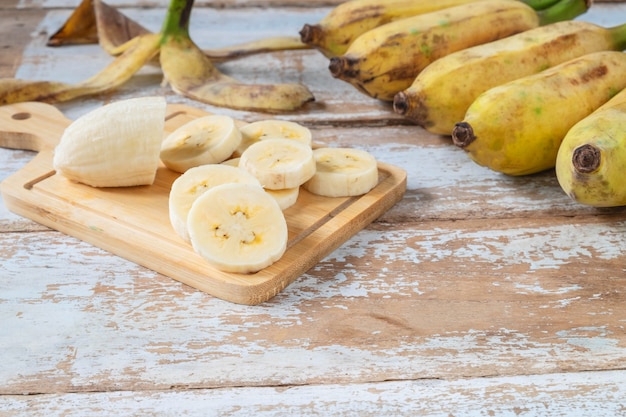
160,0,194,40
536,0,592,25
609,23,626,50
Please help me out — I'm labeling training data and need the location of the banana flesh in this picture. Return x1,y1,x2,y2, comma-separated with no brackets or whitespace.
187,182,289,274
328,0,542,101
236,119,312,156
160,115,242,173
160,36,314,113
52,96,167,187
168,164,262,243
394,20,626,135
555,87,626,207
238,138,317,190
452,51,626,176
299,0,480,58
304,147,379,197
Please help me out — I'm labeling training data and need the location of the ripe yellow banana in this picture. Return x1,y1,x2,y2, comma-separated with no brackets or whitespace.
394,20,626,135
299,0,563,58
328,0,589,101
299,0,481,58
452,51,626,176
555,87,626,207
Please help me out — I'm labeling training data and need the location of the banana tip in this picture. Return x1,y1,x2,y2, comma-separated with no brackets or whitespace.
328,57,345,78
572,144,601,174
393,92,410,116
299,24,321,44
452,122,476,148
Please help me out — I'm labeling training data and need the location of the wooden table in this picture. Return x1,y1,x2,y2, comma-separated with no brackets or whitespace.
2,0,626,415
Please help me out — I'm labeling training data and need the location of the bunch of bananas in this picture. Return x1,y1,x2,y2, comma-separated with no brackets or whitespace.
303,0,626,208
300,0,592,101
0,0,314,112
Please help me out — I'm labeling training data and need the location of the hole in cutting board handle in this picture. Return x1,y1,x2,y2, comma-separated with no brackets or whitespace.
12,112,32,121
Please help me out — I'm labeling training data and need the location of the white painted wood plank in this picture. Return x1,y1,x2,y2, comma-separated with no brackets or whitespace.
2,370,626,416
2,214,626,394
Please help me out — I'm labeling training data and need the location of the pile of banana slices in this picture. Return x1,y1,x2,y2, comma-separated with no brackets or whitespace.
53,97,380,273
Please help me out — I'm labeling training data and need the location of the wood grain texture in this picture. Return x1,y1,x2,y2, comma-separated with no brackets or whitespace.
2,1,626,415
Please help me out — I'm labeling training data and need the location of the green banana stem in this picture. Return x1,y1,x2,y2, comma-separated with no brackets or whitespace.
609,23,626,50
520,0,561,10
537,0,592,25
160,0,194,41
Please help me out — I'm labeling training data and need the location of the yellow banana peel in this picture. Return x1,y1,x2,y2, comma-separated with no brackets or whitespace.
1,0,314,113
160,36,314,112
47,0,100,47
0,33,160,105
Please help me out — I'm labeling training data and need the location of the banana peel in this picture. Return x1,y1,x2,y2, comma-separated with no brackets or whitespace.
0,33,160,105
160,35,314,112
1,0,314,112
46,0,100,47
48,0,309,61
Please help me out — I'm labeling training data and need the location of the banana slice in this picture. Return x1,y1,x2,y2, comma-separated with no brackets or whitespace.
266,187,300,211
235,119,312,156
187,182,288,274
239,138,316,190
221,157,299,209
220,157,240,167
303,147,379,197
160,114,242,173
53,96,167,187
169,164,261,243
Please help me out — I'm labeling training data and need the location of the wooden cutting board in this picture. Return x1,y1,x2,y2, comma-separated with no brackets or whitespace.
0,101,406,305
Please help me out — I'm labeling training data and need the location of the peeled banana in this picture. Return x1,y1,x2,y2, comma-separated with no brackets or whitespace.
187,182,289,274
555,87,626,207
328,0,587,101
53,96,167,187
394,20,626,135
452,51,626,176
303,147,379,197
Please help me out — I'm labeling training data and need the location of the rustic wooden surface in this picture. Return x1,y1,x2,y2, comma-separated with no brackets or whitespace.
2,0,626,415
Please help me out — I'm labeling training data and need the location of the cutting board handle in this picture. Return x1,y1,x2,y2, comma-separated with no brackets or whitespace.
0,102,70,152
